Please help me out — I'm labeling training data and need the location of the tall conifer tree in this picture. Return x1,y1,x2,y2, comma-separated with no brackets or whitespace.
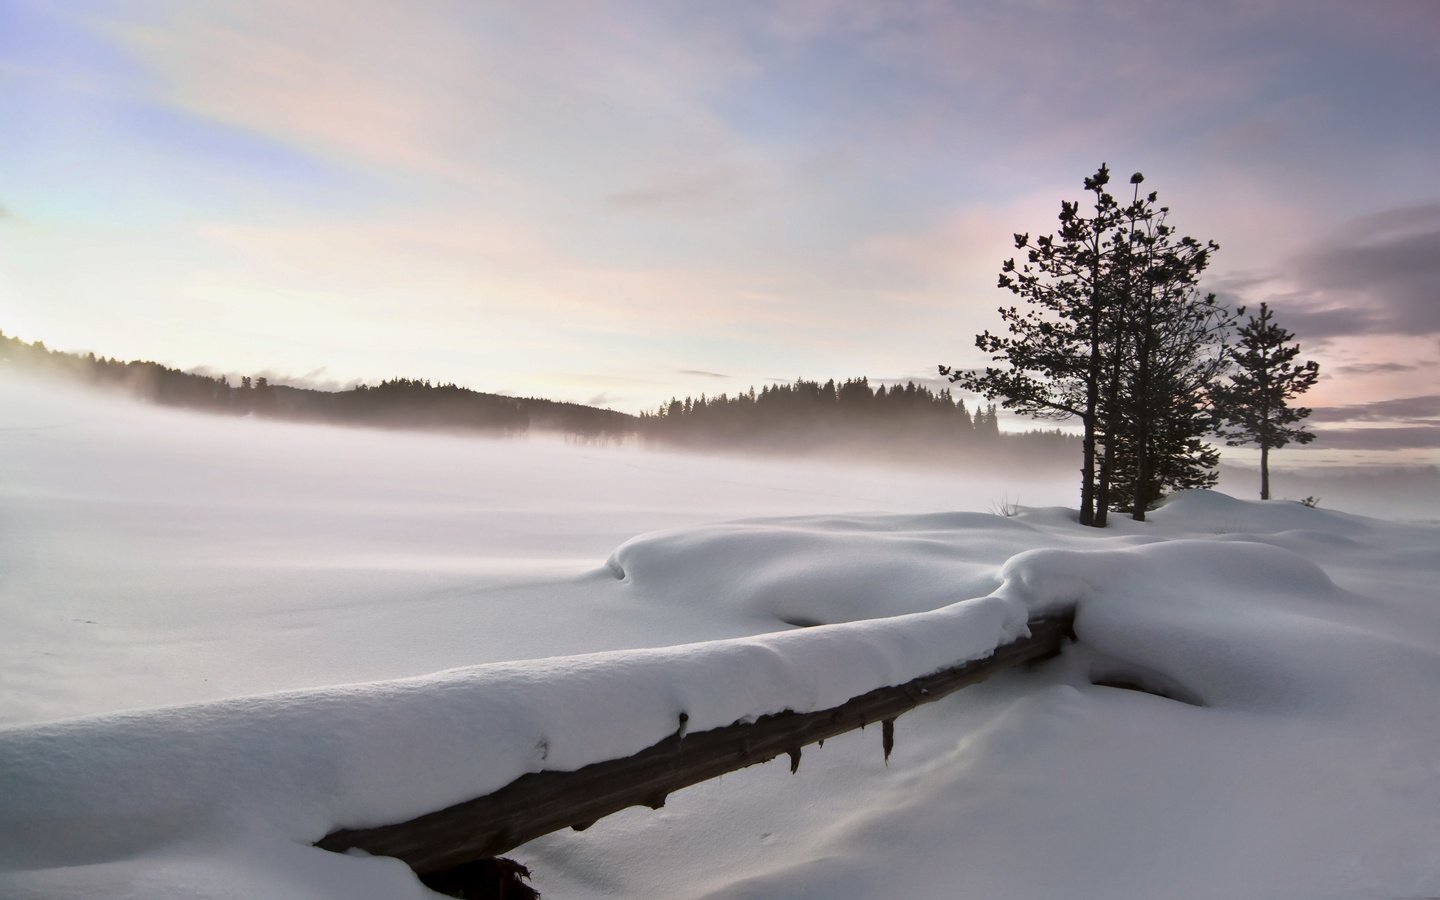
945,164,1231,525
942,164,1123,526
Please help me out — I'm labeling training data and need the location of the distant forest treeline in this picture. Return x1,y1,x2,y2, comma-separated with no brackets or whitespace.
0,331,1075,465
0,331,626,436
651,377,998,446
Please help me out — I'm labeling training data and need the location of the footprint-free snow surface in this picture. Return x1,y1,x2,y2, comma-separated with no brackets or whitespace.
2,376,1438,899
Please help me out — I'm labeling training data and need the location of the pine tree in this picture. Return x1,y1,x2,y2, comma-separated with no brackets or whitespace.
945,164,1228,525
942,164,1124,526
1104,174,1235,519
1213,303,1319,500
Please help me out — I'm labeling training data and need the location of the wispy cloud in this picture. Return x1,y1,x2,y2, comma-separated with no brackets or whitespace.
1311,426,1440,452
1334,361,1419,376
1310,395,1440,425
94,1,494,181
90,0,754,195
5,0,1437,451
1273,202,1440,338
605,167,759,215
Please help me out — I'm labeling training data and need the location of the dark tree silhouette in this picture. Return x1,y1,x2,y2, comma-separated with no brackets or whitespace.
945,165,1231,525
1103,173,1236,520
1213,302,1320,500
943,164,1125,526
635,375,1078,466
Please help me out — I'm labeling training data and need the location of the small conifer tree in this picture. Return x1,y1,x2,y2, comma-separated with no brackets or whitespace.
1214,303,1320,500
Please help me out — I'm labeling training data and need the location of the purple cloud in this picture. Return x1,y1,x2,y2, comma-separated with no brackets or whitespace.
1334,361,1420,376
1310,426,1440,451
1278,202,1440,339
1309,394,1440,425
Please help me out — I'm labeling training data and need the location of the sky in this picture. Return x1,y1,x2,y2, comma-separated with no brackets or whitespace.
1,0,1437,465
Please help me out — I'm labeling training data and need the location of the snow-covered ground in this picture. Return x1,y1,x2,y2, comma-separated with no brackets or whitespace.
2,374,1437,899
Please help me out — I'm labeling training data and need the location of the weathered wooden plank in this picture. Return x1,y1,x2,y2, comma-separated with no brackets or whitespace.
317,614,1072,873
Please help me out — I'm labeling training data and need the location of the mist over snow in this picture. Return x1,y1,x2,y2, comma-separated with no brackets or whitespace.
2,373,1439,899
0,374,1075,723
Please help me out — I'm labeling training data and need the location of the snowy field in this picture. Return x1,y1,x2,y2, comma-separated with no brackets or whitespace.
2,374,1438,899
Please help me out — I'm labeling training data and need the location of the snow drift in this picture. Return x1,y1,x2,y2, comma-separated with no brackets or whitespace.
2,375,1438,899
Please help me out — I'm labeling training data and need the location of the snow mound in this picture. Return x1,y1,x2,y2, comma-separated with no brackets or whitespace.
684,503,1440,900
607,512,1040,625
3,438,1439,900
0,589,1030,878
1151,487,1378,535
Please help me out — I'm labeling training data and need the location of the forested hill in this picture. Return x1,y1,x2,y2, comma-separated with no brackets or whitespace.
0,331,1074,465
0,332,629,438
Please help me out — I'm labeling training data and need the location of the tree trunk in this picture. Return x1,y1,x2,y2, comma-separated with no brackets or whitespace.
1129,251,1155,522
1079,419,1096,526
1094,350,1124,529
316,616,1073,873
1132,343,1153,523
1260,443,1270,500
1080,301,1102,528
1132,447,1150,521
1081,214,1107,529
1094,444,1111,527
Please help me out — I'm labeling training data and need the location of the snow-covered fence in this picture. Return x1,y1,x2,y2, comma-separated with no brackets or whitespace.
316,613,1072,876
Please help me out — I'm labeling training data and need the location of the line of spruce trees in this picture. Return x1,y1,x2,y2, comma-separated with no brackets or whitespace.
943,164,1319,525
639,377,1021,450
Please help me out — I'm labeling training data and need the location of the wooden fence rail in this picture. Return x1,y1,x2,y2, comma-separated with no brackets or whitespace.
317,613,1073,877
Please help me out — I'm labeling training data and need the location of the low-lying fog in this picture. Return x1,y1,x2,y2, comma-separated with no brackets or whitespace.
3,374,1080,724
6,371,1440,900
1,372,1434,726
